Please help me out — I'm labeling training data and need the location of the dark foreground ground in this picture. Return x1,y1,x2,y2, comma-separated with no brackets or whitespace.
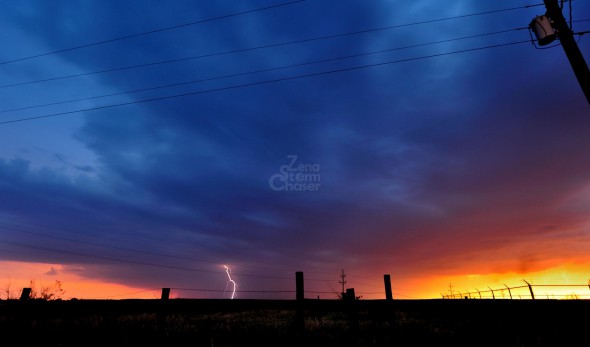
0,298,588,347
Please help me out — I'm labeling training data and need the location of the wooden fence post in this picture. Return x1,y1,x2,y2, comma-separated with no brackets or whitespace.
344,287,359,340
296,271,304,301
384,274,393,301
161,288,170,300
19,288,31,301
524,280,535,300
504,284,513,299
295,271,305,336
345,288,356,301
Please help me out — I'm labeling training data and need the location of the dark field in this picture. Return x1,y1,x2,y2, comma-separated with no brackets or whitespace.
0,298,588,347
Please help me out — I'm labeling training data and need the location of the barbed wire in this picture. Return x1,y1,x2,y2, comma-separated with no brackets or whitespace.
443,282,590,299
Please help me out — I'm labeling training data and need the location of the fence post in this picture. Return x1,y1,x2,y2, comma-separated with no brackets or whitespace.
344,287,359,340
384,274,393,301
524,280,535,300
296,271,304,301
161,288,170,300
295,271,305,336
476,289,481,299
489,287,495,299
345,288,356,301
19,288,31,301
504,284,513,299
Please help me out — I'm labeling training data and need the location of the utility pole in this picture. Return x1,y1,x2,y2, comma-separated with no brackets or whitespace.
339,269,347,298
542,0,590,103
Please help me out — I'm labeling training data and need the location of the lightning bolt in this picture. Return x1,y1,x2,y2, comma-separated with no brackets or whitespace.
224,265,237,299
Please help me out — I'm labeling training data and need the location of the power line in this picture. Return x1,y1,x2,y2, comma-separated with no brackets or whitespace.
391,292,417,299
0,224,202,263
0,39,532,126
0,238,219,274
306,290,343,294
0,235,336,282
0,217,332,280
0,0,307,65
172,288,296,293
0,215,176,247
0,239,295,280
0,26,527,114
0,3,542,89
93,288,160,299
0,238,334,282
0,223,315,280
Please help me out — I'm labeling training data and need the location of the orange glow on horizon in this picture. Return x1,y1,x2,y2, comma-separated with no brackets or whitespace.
0,261,158,300
386,262,590,300
1,260,589,301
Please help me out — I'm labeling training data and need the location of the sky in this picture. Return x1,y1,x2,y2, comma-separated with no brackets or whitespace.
0,0,589,300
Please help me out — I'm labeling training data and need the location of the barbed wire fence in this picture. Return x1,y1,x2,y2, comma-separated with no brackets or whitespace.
3,274,590,301
441,280,590,299
2,272,397,301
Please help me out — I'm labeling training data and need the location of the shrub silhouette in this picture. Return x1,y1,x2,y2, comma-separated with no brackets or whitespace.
28,279,66,300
